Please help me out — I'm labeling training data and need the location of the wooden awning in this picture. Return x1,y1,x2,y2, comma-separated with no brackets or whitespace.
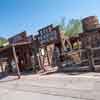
0,41,32,53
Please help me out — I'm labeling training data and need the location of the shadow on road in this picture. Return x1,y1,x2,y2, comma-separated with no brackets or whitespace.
0,66,100,83
0,71,36,83
0,72,8,80
0,77,18,83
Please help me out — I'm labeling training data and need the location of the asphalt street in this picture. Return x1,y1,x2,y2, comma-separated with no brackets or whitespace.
0,73,100,100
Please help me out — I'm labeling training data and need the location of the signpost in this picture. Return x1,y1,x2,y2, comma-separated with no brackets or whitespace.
37,25,63,71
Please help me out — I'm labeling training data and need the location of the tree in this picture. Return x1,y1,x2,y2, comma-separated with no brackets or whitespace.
0,37,7,47
59,18,83,37
59,17,66,31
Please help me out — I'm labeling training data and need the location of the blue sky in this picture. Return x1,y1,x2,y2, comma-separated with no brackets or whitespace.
0,0,99,38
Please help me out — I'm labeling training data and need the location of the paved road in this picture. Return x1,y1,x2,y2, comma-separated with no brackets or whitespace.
0,87,84,100
0,73,100,100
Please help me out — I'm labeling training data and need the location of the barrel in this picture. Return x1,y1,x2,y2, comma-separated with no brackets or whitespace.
82,16,100,31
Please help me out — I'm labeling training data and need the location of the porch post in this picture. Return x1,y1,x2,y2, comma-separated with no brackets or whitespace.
86,47,95,72
12,45,21,79
0,63,4,75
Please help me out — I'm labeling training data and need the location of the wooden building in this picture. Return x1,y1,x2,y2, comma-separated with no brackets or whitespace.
0,31,33,74
79,16,100,64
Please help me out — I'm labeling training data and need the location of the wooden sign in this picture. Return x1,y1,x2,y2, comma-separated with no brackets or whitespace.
38,25,58,46
8,31,28,44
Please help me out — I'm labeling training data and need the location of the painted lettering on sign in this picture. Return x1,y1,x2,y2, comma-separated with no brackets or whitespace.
38,25,58,45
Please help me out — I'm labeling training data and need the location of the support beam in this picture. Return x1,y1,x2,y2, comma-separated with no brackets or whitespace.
12,46,21,79
86,48,95,72
37,53,46,71
45,47,50,65
0,63,4,75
